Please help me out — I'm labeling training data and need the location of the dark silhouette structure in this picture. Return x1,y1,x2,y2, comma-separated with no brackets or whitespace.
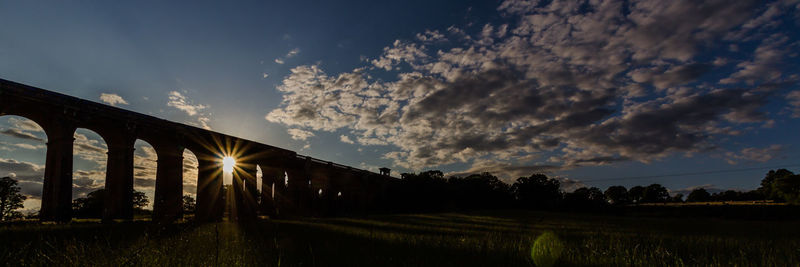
0,78,395,222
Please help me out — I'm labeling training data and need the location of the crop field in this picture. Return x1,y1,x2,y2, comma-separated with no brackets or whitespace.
1,210,798,266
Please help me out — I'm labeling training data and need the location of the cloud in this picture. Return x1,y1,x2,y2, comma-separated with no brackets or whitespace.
339,135,355,144
167,91,212,130
12,143,44,150
287,128,314,141
788,90,800,118
99,93,129,106
447,160,563,183
7,117,43,133
416,30,447,42
286,48,300,58
0,157,44,183
265,0,795,174
0,128,43,141
554,177,588,193
167,91,207,116
73,131,108,166
724,144,784,165
274,48,300,65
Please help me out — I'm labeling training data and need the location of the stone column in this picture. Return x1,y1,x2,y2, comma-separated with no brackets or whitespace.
234,162,258,221
40,124,76,222
259,165,278,217
153,144,183,222
103,136,135,221
196,156,222,222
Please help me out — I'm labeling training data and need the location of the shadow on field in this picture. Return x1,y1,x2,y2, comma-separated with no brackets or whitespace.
2,210,800,266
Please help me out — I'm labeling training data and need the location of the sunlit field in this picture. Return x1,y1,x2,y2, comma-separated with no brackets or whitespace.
2,210,798,266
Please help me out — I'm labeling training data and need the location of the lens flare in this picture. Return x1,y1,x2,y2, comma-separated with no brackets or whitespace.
222,156,236,173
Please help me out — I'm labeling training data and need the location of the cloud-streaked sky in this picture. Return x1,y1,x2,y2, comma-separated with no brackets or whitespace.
1,0,800,210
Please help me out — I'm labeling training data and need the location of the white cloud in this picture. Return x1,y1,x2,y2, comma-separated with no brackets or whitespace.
286,48,300,58
167,91,212,130
274,48,300,65
167,91,207,116
287,128,315,141
99,93,129,106
339,135,355,144
725,145,784,165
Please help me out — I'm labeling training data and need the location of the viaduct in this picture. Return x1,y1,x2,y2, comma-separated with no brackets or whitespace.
0,78,396,222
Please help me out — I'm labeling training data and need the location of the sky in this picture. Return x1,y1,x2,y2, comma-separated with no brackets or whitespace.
1,0,800,211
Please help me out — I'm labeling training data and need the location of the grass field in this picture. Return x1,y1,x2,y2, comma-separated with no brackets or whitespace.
1,210,798,266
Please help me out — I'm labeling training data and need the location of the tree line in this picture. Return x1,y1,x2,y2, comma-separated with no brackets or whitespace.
0,168,798,220
382,168,800,213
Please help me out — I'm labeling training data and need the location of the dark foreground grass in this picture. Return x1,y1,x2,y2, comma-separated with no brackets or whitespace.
1,210,798,266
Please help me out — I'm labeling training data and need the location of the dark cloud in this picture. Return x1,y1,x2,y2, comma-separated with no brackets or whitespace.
134,177,156,188
0,158,43,182
0,128,43,142
266,0,795,173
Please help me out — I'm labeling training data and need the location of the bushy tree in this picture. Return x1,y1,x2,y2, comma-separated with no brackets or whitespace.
448,173,512,210
73,189,150,218
641,184,669,203
183,195,196,214
628,186,645,203
687,188,711,202
604,186,629,205
759,169,794,200
563,187,606,210
73,189,106,218
389,170,449,212
510,174,561,209
1,176,27,221
772,172,800,204
133,190,149,210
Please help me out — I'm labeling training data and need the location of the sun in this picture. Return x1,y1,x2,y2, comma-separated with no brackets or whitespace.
222,156,236,173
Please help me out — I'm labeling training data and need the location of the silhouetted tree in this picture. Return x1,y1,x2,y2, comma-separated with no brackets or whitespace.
448,173,512,210
687,188,711,202
510,174,561,209
133,190,149,210
772,172,800,204
73,189,150,218
563,187,605,210
389,170,449,212
712,190,742,202
628,186,645,203
72,189,105,218
759,169,794,201
0,176,26,221
670,193,684,203
604,186,629,205
183,195,196,214
641,184,669,203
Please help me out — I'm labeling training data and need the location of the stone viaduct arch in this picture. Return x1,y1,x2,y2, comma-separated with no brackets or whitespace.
0,78,395,222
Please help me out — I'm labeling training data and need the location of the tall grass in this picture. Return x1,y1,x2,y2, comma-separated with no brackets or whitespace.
1,210,798,266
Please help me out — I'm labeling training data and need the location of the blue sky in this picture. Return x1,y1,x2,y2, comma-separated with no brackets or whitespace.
1,0,800,210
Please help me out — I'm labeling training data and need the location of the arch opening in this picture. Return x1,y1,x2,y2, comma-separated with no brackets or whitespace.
182,149,199,216
0,115,47,219
71,128,108,219
132,140,157,216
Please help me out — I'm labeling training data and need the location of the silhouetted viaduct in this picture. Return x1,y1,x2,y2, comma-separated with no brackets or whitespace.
0,78,395,222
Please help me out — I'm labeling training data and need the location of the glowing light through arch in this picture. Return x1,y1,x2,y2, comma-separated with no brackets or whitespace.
222,156,236,173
